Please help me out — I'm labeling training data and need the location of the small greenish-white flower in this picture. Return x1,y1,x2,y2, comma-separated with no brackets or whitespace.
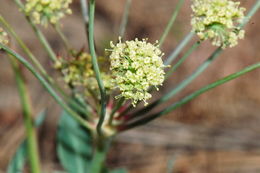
191,0,246,48
0,27,9,46
24,0,72,26
109,38,166,106
54,51,114,94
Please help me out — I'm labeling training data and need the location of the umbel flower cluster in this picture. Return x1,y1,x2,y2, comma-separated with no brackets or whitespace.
191,0,246,48
109,38,166,106
0,28,8,46
54,51,114,96
24,0,72,26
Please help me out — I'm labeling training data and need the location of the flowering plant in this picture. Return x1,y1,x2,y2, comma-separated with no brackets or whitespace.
0,0,260,172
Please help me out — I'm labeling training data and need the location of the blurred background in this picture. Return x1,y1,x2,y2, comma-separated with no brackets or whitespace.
1,0,260,172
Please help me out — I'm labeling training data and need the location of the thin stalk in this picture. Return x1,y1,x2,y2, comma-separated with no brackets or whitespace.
128,0,260,119
117,102,132,118
118,33,195,117
80,0,90,51
88,0,107,136
131,47,222,119
0,15,90,117
109,97,125,125
0,44,92,130
53,23,71,51
13,0,57,61
68,96,93,118
165,41,200,79
120,33,195,116
74,93,94,115
0,15,46,79
165,31,195,65
9,57,41,173
118,0,132,38
163,0,260,66
159,0,185,47
239,0,260,28
122,63,260,130
26,16,57,61
13,0,23,7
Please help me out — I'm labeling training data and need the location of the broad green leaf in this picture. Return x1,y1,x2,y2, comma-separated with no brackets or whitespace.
57,111,92,173
7,110,47,173
7,141,27,173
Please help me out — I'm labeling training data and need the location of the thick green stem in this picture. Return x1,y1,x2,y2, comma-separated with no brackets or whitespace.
159,0,185,47
123,63,260,130
88,0,107,136
0,44,92,130
118,0,132,38
90,147,107,173
9,57,41,173
90,137,112,173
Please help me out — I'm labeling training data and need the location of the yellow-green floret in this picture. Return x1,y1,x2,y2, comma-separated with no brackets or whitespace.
191,0,245,48
25,0,72,26
109,38,166,106
54,51,114,96
0,27,9,46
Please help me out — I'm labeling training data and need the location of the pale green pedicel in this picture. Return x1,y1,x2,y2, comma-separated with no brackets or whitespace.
24,0,72,26
191,0,245,48
109,38,166,106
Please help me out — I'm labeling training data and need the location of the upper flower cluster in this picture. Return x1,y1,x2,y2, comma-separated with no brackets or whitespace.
109,38,166,106
24,0,72,26
54,51,114,96
0,27,8,46
191,0,246,48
